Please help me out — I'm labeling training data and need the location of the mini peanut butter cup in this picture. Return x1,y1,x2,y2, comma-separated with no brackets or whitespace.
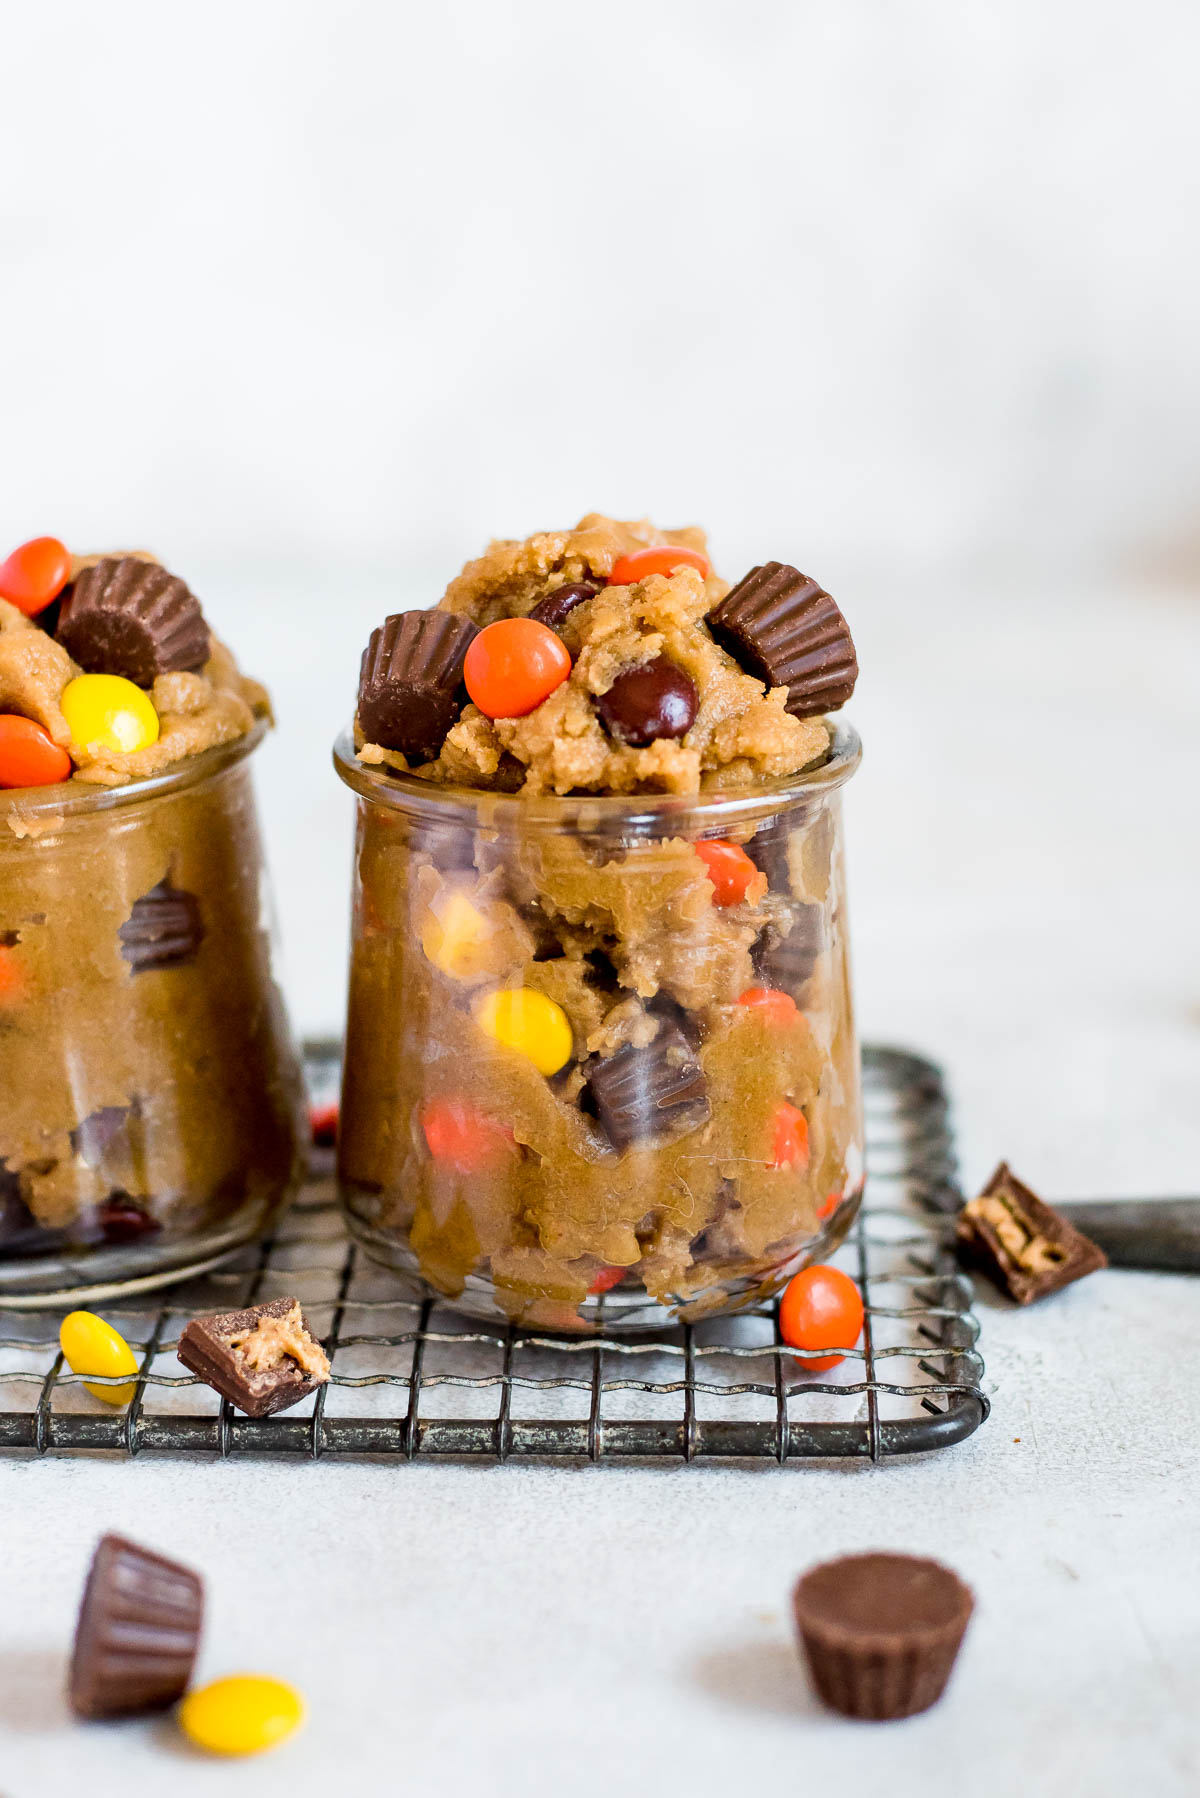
357,609,478,761
708,563,857,718
70,1533,204,1719
119,880,204,972
793,1552,973,1720
584,1025,709,1151
57,557,210,686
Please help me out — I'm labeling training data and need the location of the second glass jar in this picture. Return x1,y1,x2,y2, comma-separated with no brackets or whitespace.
335,725,863,1332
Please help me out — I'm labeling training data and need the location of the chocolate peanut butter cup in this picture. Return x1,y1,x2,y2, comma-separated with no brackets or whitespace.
70,1533,204,1719
708,563,857,718
177,1296,331,1417
57,556,210,686
956,1163,1107,1304
119,880,204,971
358,610,478,760
793,1552,974,1720
584,1025,710,1151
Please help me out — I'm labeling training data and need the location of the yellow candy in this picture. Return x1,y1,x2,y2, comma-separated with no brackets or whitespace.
179,1675,306,1757
59,1310,138,1405
474,987,573,1076
61,673,159,755
421,891,493,982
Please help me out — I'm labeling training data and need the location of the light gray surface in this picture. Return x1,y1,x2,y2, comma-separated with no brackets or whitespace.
0,574,1197,1794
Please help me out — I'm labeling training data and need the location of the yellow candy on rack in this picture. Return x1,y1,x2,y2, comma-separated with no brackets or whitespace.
178,1675,306,1757
473,987,573,1077
421,891,494,982
61,673,160,755
59,1310,138,1405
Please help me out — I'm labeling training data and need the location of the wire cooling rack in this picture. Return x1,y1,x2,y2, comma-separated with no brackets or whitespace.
0,1043,986,1464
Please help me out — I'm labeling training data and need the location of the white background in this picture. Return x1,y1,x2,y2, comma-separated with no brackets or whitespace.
1,5,1198,1794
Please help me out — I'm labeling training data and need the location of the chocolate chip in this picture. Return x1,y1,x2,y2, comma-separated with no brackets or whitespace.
526,581,600,634
97,1195,162,1244
584,1024,710,1151
70,1534,204,1720
57,558,210,686
358,610,478,761
119,880,203,972
596,656,698,747
708,563,857,718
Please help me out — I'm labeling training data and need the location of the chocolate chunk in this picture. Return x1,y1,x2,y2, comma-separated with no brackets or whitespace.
527,581,600,634
956,1162,1107,1304
177,1296,331,1418
0,1168,67,1256
57,557,210,686
793,1553,974,1720
357,609,478,761
70,1533,203,1720
97,1195,162,1244
72,1106,131,1163
596,656,698,747
755,904,824,992
119,880,203,972
708,563,857,718
584,1025,710,1151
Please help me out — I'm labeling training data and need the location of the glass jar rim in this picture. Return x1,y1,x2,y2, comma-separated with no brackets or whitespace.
0,716,270,824
332,717,861,833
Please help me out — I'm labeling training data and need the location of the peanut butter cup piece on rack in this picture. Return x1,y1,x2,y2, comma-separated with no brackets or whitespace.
57,557,210,686
708,563,857,718
793,1552,974,1720
177,1296,330,1418
584,1025,709,1151
70,1533,204,1719
357,610,478,760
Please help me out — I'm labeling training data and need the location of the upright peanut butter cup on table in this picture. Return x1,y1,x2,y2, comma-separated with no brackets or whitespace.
337,513,863,1332
0,535,302,1303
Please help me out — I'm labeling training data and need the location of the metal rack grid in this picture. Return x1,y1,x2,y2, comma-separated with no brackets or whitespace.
0,1044,987,1464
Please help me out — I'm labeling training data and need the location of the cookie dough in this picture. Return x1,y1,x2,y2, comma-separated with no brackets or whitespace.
339,517,862,1327
0,543,299,1274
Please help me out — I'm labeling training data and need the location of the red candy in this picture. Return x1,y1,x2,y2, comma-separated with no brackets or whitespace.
421,1099,516,1174
463,618,572,720
771,1101,810,1171
608,545,711,586
588,1265,626,1295
0,715,73,789
309,1103,339,1147
695,839,760,907
778,1264,864,1371
0,537,71,617
736,986,798,1026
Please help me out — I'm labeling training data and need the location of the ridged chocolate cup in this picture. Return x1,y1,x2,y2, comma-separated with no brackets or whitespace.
69,1534,203,1720
708,562,857,718
584,1025,709,1151
357,610,478,761
793,1552,973,1720
57,557,210,686
119,880,204,972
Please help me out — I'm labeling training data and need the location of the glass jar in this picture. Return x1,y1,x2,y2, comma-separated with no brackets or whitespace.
0,721,304,1305
334,723,863,1332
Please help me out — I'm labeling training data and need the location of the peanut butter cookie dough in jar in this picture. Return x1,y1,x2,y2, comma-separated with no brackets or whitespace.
335,516,863,1331
0,537,304,1304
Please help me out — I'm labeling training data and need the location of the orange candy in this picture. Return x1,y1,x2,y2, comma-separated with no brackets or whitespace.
0,714,73,789
817,1190,842,1221
0,945,23,1005
463,618,572,720
588,1265,627,1296
778,1264,864,1371
608,545,711,585
736,986,798,1025
694,839,760,906
0,537,71,617
771,1101,810,1171
421,1099,516,1175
